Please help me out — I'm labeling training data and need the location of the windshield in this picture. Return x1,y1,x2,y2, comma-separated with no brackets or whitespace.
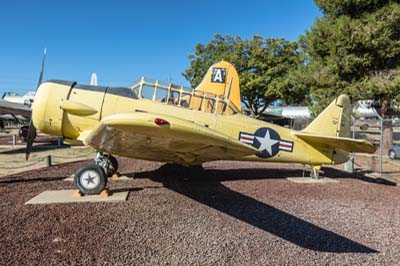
131,77,238,115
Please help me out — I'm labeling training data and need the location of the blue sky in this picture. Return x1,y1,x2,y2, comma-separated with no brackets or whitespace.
0,0,320,95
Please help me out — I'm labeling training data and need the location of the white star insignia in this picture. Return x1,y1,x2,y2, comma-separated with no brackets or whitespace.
255,130,279,155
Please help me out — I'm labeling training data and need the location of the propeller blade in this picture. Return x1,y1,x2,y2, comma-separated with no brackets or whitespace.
26,48,46,160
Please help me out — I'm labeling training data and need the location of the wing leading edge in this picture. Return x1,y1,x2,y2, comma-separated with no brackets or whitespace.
81,112,258,165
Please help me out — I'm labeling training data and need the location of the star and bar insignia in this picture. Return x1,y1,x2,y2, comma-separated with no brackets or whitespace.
239,127,294,158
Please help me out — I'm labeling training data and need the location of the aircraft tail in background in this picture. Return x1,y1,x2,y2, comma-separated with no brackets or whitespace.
90,73,98,86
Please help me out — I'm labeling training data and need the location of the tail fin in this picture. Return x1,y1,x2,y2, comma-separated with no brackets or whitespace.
90,73,98,86
304,95,352,138
195,61,241,111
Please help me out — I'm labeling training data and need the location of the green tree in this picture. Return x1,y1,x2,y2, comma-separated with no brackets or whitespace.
183,34,306,117
304,0,400,116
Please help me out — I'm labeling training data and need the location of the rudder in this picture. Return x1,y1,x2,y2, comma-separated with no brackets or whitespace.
195,61,241,112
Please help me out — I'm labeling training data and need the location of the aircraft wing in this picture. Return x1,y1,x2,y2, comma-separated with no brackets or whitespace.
82,112,259,165
294,132,375,153
0,99,31,118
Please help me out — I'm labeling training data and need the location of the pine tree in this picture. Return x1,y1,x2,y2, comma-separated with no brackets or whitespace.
183,34,306,117
305,0,400,116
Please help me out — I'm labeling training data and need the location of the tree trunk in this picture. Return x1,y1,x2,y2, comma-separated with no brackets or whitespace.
380,101,393,154
382,120,393,154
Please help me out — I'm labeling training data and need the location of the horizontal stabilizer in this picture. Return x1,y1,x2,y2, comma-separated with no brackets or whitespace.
294,132,375,154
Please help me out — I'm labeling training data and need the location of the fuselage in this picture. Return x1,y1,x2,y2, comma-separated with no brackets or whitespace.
33,80,348,166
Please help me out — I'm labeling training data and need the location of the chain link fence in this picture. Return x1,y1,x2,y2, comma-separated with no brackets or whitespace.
284,114,399,179
0,151,95,170
352,118,400,178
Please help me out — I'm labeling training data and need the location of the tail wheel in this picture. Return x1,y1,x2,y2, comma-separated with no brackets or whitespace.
74,163,107,195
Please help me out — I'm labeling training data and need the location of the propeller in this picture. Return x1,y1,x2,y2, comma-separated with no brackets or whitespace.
25,48,46,160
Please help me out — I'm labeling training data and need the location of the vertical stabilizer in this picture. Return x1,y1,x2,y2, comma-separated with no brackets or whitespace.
90,73,98,86
304,95,351,138
195,61,241,111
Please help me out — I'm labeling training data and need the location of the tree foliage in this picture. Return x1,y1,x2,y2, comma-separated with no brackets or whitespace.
304,0,400,115
183,34,306,117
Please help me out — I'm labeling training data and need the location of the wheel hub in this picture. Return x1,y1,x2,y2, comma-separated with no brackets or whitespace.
80,170,100,190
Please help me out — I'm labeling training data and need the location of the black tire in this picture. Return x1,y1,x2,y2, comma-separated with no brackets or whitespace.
19,125,37,143
19,126,29,143
389,150,397,160
74,164,107,195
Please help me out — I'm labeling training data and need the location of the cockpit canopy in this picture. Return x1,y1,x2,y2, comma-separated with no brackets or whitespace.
131,77,239,115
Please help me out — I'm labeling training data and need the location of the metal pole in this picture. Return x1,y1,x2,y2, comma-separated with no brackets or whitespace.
351,117,355,172
345,116,355,173
374,109,384,177
379,118,383,176
12,134,16,147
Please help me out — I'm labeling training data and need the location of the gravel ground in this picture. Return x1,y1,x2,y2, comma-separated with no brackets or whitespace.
0,159,399,265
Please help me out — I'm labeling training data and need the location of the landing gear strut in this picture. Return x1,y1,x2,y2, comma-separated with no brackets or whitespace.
73,153,118,195
95,153,118,177
310,165,321,179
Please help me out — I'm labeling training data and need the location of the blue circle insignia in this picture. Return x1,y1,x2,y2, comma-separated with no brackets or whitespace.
252,127,281,158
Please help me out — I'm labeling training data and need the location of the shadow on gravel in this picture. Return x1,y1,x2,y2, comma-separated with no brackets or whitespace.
323,167,397,186
0,144,69,155
129,165,378,254
0,176,66,184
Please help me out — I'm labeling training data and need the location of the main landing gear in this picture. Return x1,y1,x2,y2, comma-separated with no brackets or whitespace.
310,165,321,179
74,153,118,195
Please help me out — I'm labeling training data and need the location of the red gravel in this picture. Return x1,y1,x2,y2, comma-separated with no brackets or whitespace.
0,159,399,265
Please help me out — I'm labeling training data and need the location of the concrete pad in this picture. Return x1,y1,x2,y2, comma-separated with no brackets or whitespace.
63,175,131,182
0,145,26,148
25,189,129,205
287,177,339,184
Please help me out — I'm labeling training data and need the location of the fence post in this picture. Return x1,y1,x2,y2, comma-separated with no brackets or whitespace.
12,134,16,147
344,116,355,173
379,118,383,176
45,155,52,167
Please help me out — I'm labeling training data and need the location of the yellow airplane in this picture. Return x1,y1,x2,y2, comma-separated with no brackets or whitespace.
26,60,375,195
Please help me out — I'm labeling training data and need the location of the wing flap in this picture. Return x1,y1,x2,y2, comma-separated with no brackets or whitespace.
83,112,258,165
294,132,375,153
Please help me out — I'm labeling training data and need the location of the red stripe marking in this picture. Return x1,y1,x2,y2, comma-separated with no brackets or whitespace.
240,136,254,141
279,143,292,148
